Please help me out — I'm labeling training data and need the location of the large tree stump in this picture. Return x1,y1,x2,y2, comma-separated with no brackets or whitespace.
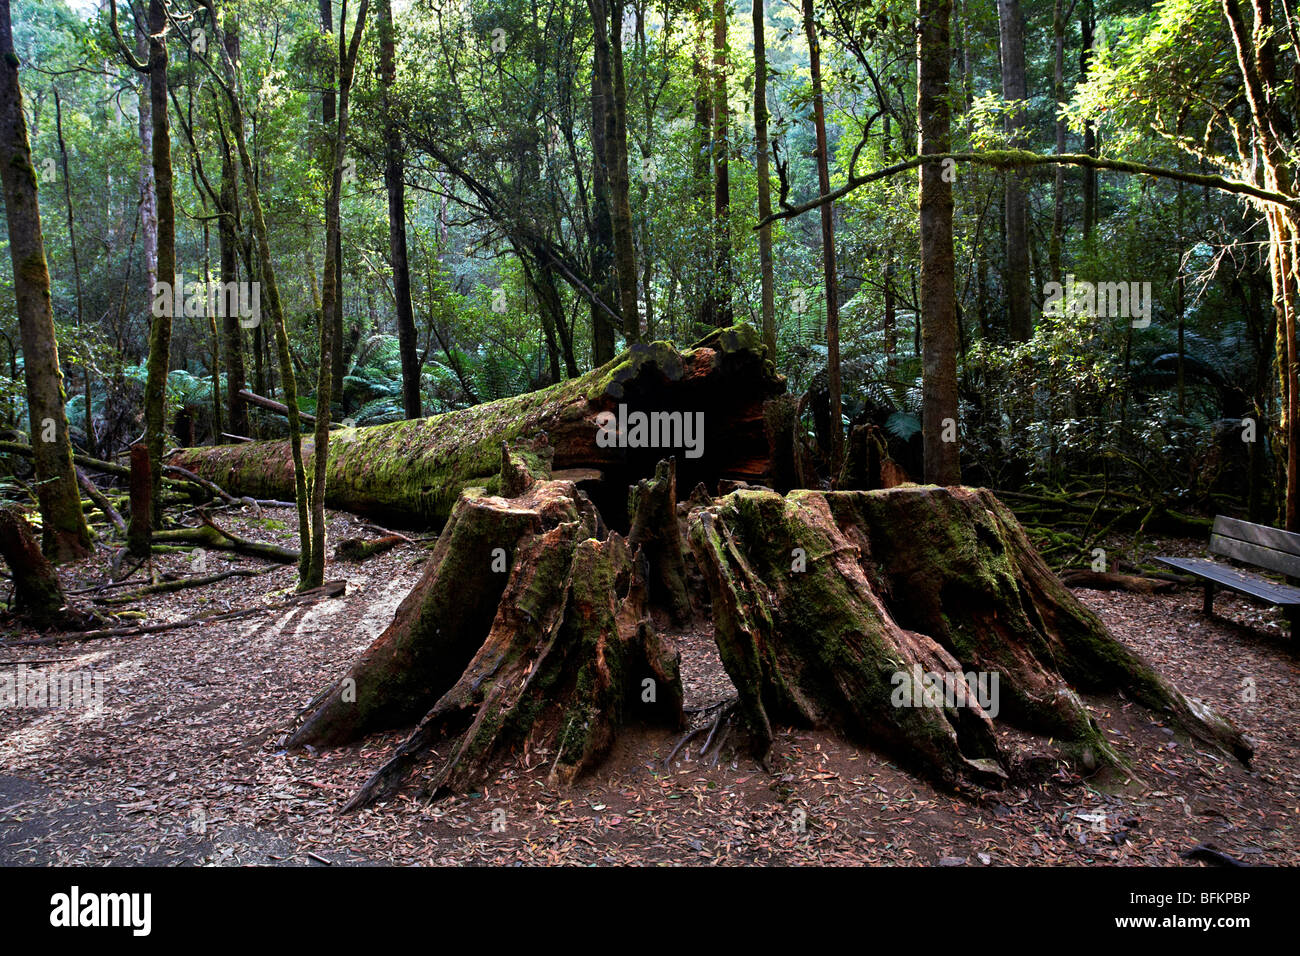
169,325,785,527
290,452,1251,807
289,445,683,808
686,486,1252,789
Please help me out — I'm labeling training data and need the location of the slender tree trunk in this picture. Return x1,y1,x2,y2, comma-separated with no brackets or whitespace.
0,0,91,562
692,16,713,327
803,0,843,477
129,0,176,542
1049,0,1065,286
1219,0,1299,530
218,21,247,438
998,0,1032,341
918,0,960,485
136,25,157,317
208,3,311,565
319,0,347,409
219,151,248,433
883,113,897,371
378,0,420,418
54,89,94,458
204,222,223,440
753,0,776,359
589,7,617,366
1079,0,1098,240
308,0,368,589
711,0,732,327
602,0,640,342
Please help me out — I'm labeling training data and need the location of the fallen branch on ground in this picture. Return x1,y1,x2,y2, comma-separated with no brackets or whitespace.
153,513,299,563
95,568,265,605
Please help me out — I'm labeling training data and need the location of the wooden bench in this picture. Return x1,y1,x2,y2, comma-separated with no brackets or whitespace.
1154,515,1300,638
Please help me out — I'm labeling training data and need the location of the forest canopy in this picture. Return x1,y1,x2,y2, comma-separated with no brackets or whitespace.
0,0,1296,568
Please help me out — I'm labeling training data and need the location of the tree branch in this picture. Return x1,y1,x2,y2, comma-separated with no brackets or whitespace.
758,149,1299,229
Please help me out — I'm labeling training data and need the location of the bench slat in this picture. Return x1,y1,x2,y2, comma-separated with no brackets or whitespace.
1212,515,1300,557
1153,556,1300,605
1209,534,1300,578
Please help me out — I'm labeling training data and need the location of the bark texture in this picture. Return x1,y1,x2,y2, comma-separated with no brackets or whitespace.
0,4,91,562
0,506,77,628
917,0,960,485
289,448,683,809
686,486,1252,789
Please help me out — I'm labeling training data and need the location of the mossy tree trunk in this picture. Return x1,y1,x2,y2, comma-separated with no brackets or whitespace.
686,485,1252,790
0,506,86,629
171,326,786,527
0,4,91,563
628,457,692,623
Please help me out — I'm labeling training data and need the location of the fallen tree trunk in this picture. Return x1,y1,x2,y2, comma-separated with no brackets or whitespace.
76,467,126,535
333,535,404,562
170,325,787,527
1058,569,1176,594
686,486,1252,789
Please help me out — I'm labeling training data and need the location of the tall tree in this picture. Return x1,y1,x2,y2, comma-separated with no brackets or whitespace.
918,0,960,484
1048,0,1068,286
1079,0,1098,239
710,0,732,326
589,0,618,365
307,0,369,588
605,0,640,342
0,0,91,561
377,0,420,418
997,0,1032,341
691,14,714,328
209,5,247,438
112,0,176,536
802,0,843,476
136,22,157,315
53,88,93,457
752,0,776,359
198,0,311,566
318,0,347,408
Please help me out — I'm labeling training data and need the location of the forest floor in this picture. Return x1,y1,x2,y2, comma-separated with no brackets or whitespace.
0,505,1296,866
